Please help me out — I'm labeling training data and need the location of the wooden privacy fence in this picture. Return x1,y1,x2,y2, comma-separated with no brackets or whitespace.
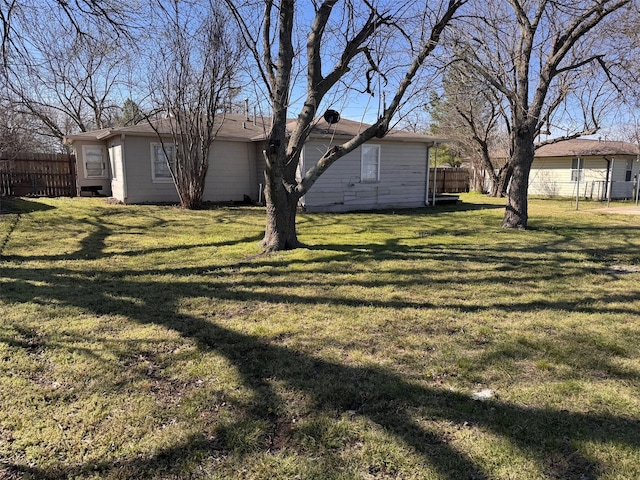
429,167,470,194
0,153,77,197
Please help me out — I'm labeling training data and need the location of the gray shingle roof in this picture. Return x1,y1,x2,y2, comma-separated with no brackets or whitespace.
64,114,269,143
535,138,639,157
64,114,442,145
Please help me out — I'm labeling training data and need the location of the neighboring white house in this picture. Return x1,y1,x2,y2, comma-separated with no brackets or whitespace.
64,114,444,212
528,139,639,200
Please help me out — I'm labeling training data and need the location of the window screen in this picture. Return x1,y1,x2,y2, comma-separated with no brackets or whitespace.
361,145,380,182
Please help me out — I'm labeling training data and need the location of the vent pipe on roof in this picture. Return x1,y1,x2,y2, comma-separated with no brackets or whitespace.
245,98,250,120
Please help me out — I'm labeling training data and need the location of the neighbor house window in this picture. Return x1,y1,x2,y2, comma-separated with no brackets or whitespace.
361,144,380,182
151,142,175,183
625,159,633,182
570,157,583,182
83,146,107,179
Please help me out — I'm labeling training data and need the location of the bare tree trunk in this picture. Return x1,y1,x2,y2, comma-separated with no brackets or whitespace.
502,130,534,228
471,167,485,192
488,165,513,197
487,169,501,197
262,154,302,251
263,187,301,251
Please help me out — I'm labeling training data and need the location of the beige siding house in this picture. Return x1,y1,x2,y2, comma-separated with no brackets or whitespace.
65,114,441,211
297,119,440,212
528,139,639,200
65,115,265,204
301,139,433,212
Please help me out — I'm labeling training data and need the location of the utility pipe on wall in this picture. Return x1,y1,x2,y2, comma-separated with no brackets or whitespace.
432,143,439,206
425,144,431,205
636,155,640,206
607,157,614,207
575,156,581,210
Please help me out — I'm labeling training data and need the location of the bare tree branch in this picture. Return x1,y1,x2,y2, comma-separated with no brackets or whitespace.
146,2,241,209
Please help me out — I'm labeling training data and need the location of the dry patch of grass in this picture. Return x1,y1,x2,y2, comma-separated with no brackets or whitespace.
1,195,640,479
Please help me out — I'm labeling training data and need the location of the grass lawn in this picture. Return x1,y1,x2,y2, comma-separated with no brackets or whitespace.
1,194,640,479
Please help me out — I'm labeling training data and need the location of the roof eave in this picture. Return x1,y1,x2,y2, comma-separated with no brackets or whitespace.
248,132,448,144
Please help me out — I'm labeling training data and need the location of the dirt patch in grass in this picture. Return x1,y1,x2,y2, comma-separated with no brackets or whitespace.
604,264,640,274
591,206,640,214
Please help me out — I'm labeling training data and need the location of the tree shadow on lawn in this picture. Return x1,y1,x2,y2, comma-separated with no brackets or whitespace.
0,197,56,214
327,201,506,216
1,199,58,258
6,308,640,479
2,209,640,478
2,257,640,479
1,212,265,263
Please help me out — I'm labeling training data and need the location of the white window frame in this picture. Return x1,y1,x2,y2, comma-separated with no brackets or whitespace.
361,144,381,183
150,142,175,183
82,145,107,179
625,159,633,182
108,145,119,181
570,157,584,182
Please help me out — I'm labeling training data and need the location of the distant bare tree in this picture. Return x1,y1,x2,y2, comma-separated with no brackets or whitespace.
0,101,51,157
1,0,135,149
6,27,128,139
1,1,135,147
147,1,241,209
454,0,635,228
1,0,132,64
